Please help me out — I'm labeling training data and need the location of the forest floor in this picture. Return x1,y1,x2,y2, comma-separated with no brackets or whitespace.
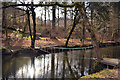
2,37,116,49
2,37,91,48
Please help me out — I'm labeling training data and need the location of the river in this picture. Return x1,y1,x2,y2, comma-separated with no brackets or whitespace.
2,46,120,79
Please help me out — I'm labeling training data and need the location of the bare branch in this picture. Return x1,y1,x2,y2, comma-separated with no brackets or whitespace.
2,2,78,9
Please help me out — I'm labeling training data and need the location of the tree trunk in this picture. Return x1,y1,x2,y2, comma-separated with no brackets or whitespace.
57,7,59,27
2,2,8,41
31,3,36,48
48,7,50,21
26,8,33,47
119,2,120,39
65,8,79,47
81,7,102,59
51,5,56,38
23,17,28,32
41,8,43,26
82,21,85,45
70,8,73,24
44,6,46,27
13,9,16,25
13,2,17,25
64,7,67,29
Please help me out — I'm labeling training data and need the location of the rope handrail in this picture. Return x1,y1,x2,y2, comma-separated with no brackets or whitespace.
47,46,94,50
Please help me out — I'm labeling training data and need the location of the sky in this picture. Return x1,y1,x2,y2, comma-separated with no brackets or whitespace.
14,0,74,20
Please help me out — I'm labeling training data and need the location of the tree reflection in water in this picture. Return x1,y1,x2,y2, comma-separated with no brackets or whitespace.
2,46,120,79
31,57,35,79
51,53,55,78
89,50,93,74
80,50,85,77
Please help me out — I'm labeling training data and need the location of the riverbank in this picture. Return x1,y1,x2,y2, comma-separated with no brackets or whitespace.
79,69,119,79
2,41,120,55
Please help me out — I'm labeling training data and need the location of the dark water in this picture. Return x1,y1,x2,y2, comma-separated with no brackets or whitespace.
2,46,120,79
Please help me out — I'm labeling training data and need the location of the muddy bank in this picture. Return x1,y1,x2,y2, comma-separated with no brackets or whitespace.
2,48,49,57
99,42,120,48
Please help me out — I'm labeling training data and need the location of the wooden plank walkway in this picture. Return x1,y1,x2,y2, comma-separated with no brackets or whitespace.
93,58,119,67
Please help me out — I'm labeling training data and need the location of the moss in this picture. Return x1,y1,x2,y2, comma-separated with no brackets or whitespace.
56,44,93,48
55,44,80,48
80,69,115,79
13,47,31,52
67,45,81,48
2,47,8,49
39,37,45,39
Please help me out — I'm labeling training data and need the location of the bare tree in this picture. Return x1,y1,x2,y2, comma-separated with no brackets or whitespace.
51,5,56,38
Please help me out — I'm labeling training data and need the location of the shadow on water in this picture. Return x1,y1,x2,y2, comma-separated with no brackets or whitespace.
2,46,120,79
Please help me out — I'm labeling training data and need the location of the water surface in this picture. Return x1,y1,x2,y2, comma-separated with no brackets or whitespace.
2,46,120,79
